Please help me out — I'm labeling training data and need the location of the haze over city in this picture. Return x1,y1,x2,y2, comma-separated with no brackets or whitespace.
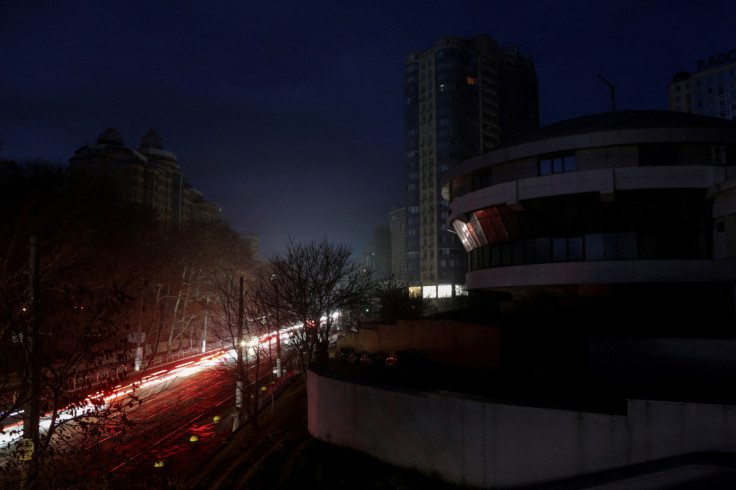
1,0,733,257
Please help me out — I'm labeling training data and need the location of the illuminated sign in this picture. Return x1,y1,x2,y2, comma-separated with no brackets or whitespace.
697,49,736,71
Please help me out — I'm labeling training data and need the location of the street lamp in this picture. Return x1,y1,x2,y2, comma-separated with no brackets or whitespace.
201,297,209,353
270,274,283,378
233,276,245,432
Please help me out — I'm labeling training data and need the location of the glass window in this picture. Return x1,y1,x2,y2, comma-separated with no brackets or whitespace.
437,284,452,298
617,233,637,259
510,241,523,265
585,234,604,260
491,245,501,267
524,239,535,265
535,237,551,263
638,234,658,259
501,243,512,266
481,245,490,269
539,154,576,176
568,237,584,260
604,233,618,259
552,238,567,261
540,158,552,175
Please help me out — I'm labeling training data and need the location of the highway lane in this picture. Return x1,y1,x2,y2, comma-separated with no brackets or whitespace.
1,326,297,487
104,359,235,474
1,347,286,488
98,352,284,488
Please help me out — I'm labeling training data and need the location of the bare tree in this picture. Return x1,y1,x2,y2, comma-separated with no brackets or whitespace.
268,238,375,373
160,222,257,356
0,161,269,487
206,267,271,432
0,162,162,486
0,162,229,487
373,275,426,325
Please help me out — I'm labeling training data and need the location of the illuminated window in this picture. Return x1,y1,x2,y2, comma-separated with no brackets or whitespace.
437,284,452,298
467,77,475,85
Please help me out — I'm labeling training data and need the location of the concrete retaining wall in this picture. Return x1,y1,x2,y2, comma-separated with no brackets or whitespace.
308,369,736,488
339,319,500,371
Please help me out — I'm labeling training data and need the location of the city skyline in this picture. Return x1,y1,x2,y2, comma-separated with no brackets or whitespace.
1,0,734,258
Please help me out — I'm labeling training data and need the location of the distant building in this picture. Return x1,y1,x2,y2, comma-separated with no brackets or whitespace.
363,226,391,280
404,35,539,298
183,183,221,224
373,226,392,280
69,128,222,227
389,206,407,283
669,47,736,120
137,128,183,224
443,110,736,340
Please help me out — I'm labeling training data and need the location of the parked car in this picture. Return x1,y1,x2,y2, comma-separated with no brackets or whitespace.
359,352,387,367
387,350,429,368
347,351,363,364
336,346,356,362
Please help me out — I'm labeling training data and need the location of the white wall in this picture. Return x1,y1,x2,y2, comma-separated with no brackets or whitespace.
308,369,736,488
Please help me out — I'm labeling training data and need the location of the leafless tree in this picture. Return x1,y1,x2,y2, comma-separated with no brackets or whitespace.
206,267,271,432
268,238,375,373
372,274,426,325
159,222,256,355
0,163,256,486
0,162,161,486
0,162,261,486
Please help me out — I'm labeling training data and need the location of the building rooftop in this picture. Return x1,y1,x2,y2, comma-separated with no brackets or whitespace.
504,110,736,146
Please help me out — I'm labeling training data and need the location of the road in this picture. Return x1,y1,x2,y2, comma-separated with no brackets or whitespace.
91,350,283,487
1,347,289,488
102,355,235,473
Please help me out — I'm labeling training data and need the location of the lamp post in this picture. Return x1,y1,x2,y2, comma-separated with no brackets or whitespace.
201,297,209,353
598,73,616,112
270,274,283,378
135,286,144,371
233,276,244,432
22,234,41,487
274,297,283,379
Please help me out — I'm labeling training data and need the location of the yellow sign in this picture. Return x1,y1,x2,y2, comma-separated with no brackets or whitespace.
18,438,34,461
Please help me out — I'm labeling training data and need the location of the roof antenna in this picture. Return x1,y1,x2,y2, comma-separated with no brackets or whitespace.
598,74,616,112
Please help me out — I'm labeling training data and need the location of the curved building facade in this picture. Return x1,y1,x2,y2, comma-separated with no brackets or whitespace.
442,111,736,331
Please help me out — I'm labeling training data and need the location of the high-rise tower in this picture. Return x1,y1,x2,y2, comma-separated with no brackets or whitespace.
403,35,539,297
669,47,736,121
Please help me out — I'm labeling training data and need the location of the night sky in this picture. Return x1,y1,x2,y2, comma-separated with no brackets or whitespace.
1,0,734,259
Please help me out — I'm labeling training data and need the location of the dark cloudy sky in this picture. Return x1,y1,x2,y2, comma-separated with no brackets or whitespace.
1,0,734,258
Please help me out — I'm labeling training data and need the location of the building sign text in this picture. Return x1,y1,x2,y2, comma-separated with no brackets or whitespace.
698,49,736,71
